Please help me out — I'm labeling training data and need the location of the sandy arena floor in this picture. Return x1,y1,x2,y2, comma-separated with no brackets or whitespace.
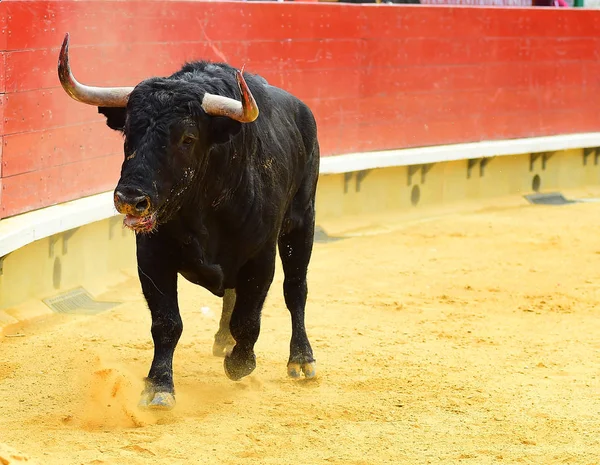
1,196,599,464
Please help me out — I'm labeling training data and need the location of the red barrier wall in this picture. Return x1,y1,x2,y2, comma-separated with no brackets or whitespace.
1,1,599,219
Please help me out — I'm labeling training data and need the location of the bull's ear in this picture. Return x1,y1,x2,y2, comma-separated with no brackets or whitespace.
98,107,127,133
208,117,242,145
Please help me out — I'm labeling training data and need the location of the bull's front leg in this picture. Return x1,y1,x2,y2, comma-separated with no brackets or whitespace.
136,237,181,411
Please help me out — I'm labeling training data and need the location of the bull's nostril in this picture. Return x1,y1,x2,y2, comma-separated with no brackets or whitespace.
115,191,126,204
135,198,149,213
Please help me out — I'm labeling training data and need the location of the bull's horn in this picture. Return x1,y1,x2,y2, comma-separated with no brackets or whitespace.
58,33,134,107
201,69,259,123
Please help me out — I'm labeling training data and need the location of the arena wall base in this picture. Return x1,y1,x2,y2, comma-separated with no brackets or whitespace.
2,142,600,331
316,148,600,222
0,218,136,333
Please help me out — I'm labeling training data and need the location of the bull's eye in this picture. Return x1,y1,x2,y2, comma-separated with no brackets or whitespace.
181,135,196,146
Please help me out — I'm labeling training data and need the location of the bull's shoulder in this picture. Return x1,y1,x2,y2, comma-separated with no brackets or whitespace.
260,85,315,124
264,86,317,147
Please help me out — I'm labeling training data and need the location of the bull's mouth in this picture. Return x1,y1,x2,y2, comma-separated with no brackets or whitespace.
123,213,157,233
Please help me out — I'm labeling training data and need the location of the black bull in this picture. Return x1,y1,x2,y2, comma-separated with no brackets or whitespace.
58,34,319,410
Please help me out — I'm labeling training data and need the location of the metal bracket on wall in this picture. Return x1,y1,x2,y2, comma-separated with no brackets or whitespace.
49,235,60,258
355,170,370,193
583,147,600,166
62,229,79,255
343,172,353,194
343,170,372,193
467,159,479,179
407,164,433,186
480,157,492,177
466,157,493,179
530,152,554,172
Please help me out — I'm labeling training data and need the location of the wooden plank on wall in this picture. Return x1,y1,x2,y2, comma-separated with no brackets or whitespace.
0,153,122,218
2,122,122,178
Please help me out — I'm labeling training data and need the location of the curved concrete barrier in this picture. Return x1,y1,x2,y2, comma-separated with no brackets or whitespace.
2,136,600,331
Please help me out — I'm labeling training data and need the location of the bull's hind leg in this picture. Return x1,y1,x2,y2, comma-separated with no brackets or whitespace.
224,246,276,381
213,289,236,357
278,202,317,379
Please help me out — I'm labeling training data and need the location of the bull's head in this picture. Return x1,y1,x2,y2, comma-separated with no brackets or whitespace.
58,33,259,233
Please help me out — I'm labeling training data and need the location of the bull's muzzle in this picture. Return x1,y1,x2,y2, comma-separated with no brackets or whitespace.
114,189,152,217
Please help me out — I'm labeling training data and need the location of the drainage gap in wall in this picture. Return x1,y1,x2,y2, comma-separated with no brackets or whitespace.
411,185,420,206
43,287,122,315
531,174,541,193
524,192,576,206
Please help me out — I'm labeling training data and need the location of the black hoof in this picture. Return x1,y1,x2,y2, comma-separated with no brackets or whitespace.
138,380,176,410
138,391,176,410
224,351,256,381
287,361,317,379
287,352,317,379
